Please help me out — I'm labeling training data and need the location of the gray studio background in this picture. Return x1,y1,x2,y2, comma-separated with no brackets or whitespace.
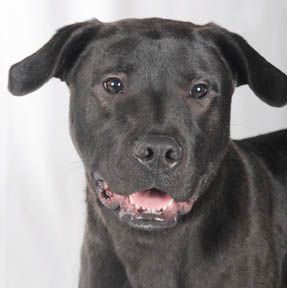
1,0,287,287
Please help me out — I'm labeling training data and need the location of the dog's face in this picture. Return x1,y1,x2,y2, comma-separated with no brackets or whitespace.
9,18,287,230
69,20,235,229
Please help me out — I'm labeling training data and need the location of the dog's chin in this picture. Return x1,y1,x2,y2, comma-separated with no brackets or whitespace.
94,180,197,231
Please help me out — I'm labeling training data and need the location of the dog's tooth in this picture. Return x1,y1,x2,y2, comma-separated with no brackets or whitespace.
132,203,137,210
106,189,113,197
167,199,174,208
142,208,149,213
147,208,152,213
129,196,134,205
161,199,174,211
155,217,164,222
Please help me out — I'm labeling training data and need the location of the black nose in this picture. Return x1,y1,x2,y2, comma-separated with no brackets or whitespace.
133,135,182,172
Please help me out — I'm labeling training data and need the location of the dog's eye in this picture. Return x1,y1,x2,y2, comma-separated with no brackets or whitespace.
103,78,124,94
189,83,208,98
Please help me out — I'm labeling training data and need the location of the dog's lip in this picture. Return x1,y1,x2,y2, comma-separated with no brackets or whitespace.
94,180,197,229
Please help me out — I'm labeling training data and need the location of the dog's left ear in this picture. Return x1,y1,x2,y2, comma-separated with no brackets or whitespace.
205,24,287,107
8,19,100,96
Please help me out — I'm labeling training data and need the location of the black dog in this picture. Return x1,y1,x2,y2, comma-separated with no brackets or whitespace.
8,18,287,287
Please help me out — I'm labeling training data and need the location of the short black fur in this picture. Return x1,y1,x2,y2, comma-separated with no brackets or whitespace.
8,18,287,287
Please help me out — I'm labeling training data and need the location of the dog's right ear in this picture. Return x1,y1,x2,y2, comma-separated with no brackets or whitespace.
8,19,100,96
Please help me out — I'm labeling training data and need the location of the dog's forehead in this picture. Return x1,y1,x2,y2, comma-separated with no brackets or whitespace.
83,20,222,78
109,17,199,37
95,18,205,56
99,36,190,63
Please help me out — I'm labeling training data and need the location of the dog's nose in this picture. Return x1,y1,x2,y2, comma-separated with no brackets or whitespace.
133,135,182,171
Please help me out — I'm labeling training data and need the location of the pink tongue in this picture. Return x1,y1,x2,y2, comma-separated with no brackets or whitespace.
129,190,173,210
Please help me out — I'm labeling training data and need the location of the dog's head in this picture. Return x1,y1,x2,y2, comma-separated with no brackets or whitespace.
9,18,287,230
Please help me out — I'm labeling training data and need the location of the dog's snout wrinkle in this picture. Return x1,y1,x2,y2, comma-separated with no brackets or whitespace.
133,135,182,172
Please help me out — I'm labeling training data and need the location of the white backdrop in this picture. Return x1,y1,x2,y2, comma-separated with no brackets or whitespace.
1,1,287,287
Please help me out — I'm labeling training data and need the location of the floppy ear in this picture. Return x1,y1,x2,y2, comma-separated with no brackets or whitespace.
8,19,100,96
205,24,287,107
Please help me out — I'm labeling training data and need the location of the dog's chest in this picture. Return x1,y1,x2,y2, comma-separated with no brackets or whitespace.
121,249,181,288
113,234,186,288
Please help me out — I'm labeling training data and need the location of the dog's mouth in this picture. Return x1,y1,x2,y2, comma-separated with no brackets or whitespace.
95,180,197,230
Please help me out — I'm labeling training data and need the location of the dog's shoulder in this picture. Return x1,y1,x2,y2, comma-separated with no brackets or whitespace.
235,129,287,185
236,129,287,152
